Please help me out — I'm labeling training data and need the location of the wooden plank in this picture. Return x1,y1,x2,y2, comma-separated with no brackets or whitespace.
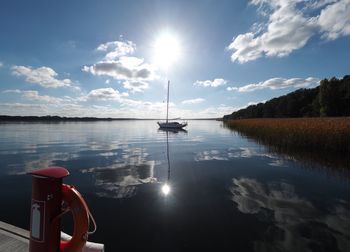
0,221,29,240
0,229,29,251
0,221,104,252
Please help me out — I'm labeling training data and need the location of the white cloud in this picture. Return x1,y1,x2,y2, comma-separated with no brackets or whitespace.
118,56,144,69
208,101,267,116
181,98,205,105
3,89,66,104
318,0,350,40
227,0,350,63
0,62,3,68
0,99,240,119
84,39,157,93
194,78,227,87
227,77,319,92
86,88,128,101
83,58,157,82
11,65,74,88
0,103,48,116
228,0,316,63
0,103,119,117
122,80,149,93
195,104,241,118
0,87,256,118
227,87,238,92
228,32,264,63
97,40,136,60
306,0,338,9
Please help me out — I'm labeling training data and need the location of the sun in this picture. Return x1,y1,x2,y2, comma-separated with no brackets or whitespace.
153,32,181,68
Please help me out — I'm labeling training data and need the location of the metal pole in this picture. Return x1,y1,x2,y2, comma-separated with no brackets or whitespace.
166,80,170,123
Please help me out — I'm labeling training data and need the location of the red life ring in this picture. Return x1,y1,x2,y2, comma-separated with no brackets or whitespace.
60,184,90,252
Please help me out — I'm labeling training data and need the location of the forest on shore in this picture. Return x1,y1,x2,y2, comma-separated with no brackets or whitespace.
224,75,350,119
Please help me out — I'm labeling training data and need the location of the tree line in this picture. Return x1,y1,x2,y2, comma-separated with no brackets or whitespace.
223,75,350,119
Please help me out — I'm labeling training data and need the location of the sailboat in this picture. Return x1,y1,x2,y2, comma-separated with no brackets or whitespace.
157,80,187,129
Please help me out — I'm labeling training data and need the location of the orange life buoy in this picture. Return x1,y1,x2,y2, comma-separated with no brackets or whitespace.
60,184,90,252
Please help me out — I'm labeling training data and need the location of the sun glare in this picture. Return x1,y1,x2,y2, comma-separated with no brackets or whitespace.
161,183,171,196
154,32,181,68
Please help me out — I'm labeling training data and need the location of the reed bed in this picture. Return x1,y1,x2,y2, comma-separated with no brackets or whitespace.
224,118,350,154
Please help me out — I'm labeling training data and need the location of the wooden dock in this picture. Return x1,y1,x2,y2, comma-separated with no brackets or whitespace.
0,221,104,252
0,221,29,251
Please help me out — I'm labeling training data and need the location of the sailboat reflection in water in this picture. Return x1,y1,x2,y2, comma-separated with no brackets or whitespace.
158,128,187,196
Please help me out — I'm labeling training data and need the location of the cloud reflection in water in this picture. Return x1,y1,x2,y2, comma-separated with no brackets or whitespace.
9,151,79,175
5,135,159,199
230,178,350,252
195,147,287,167
81,147,158,199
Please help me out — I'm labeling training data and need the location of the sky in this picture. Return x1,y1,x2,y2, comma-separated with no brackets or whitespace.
0,0,350,119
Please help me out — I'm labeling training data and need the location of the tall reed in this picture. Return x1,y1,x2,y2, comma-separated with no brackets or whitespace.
224,118,350,154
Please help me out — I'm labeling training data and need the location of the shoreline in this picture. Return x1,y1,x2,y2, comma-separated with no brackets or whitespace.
0,115,219,122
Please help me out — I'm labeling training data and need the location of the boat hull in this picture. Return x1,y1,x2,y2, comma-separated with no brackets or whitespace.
157,122,187,129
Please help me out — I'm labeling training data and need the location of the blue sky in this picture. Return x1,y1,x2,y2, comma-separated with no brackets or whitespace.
1,0,349,118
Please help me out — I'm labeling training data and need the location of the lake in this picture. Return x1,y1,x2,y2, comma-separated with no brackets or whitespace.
1,120,350,251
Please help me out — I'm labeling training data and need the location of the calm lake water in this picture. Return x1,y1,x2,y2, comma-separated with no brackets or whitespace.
1,120,350,251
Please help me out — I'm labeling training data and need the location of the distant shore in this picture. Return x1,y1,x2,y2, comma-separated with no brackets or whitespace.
0,115,219,122
0,115,140,122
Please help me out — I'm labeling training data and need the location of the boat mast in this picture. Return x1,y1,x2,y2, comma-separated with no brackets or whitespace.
166,80,170,123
